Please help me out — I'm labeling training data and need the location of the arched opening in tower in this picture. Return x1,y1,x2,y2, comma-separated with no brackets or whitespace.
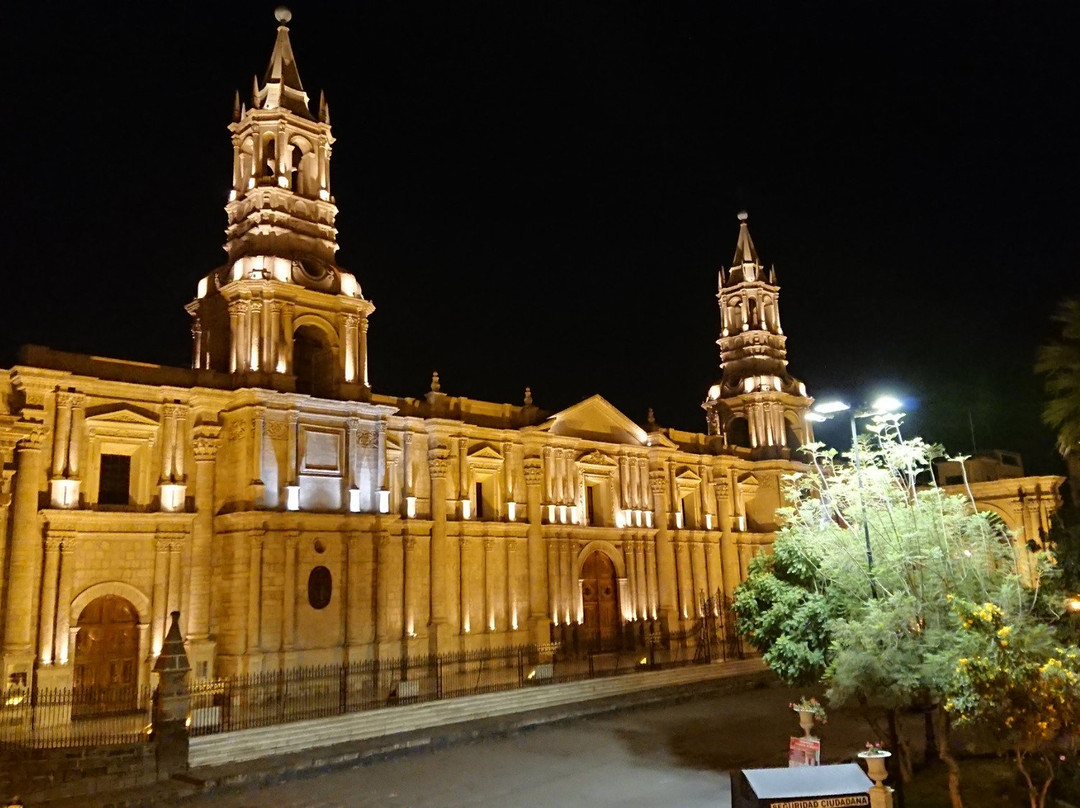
293,324,335,397
726,416,751,448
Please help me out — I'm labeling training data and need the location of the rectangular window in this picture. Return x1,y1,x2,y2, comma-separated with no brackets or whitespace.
98,454,131,506
586,485,596,526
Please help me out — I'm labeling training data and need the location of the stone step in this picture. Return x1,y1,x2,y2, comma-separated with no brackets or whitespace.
189,658,765,768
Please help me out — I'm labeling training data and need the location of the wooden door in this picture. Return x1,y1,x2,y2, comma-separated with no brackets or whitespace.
580,552,621,651
72,595,140,716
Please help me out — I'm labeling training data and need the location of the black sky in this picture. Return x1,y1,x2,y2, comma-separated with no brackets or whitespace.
3,2,1077,472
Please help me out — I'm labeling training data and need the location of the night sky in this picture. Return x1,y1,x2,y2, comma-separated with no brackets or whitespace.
4,2,1077,473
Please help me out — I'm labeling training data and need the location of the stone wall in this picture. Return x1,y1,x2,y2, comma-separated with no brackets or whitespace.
0,742,159,803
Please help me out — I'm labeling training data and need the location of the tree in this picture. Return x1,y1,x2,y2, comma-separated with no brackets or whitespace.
946,598,1080,808
734,423,1056,808
1036,298,1080,458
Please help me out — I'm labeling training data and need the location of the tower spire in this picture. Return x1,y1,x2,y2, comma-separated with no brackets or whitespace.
702,212,812,457
257,7,314,119
731,210,760,269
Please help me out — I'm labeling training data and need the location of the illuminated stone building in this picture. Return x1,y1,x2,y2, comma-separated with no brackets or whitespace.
0,11,820,693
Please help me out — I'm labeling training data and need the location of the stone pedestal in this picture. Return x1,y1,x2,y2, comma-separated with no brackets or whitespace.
152,611,191,779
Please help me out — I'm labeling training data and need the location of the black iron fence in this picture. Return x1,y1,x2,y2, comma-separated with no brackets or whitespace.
0,605,749,747
188,634,727,737
0,685,153,748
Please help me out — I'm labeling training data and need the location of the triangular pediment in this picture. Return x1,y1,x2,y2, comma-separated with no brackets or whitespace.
577,449,618,466
675,468,702,483
85,405,160,427
536,395,648,446
468,444,503,461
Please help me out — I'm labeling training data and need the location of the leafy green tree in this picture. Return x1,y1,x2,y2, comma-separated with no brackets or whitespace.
1036,298,1080,458
733,423,1054,807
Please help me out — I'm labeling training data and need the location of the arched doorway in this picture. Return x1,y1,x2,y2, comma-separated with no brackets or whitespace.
580,552,621,651
293,324,335,397
72,595,140,716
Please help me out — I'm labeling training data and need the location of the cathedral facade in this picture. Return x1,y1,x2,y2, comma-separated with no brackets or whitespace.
0,14,818,694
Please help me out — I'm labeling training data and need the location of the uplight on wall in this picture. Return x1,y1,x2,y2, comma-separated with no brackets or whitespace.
285,485,300,512
377,490,390,514
159,483,187,513
348,489,361,513
461,499,473,520
50,479,80,509
506,501,517,521
405,496,417,518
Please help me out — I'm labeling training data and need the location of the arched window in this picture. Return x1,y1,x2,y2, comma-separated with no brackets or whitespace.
308,566,332,609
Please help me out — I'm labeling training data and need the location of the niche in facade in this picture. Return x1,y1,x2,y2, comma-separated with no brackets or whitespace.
307,566,332,609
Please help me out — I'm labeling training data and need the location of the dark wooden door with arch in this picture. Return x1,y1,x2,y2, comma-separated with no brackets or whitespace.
72,594,140,716
580,551,621,651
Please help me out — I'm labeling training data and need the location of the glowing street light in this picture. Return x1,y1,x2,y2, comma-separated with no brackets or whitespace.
809,394,904,598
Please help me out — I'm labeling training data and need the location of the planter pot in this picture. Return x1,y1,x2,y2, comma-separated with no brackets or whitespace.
795,708,816,738
858,750,891,783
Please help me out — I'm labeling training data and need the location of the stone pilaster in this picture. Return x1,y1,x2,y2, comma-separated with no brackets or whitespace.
2,431,45,684
523,458,549,640
186,430,218,677
650,469,678,636
427,447,451,651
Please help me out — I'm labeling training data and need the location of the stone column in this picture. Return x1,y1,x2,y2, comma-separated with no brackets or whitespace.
38,532,62,665
691,539,708,617
623,540,638,620
558,537,573,625
376,419,389,504
228,302,241,373
644,540,657,619
483,538,497,632
649,469,678,634
51,393,73,479
427,447,450,651
459,536,474,634
717,479,740,599
676,539,693,621
403,535,420,639
282,303,295,374
634,538,648,619
546,541,559,627
3,432,45,675
523,459,548,641
68,398,85,480
246,531,264,658
167,539,182,621
188,432,217,643
151,534,169,655
268,302,281,372
345,531,364,655
343,314,358,383
192,321,203,369
358,316,370,389
282,531,299,653
375,531,392,645
55,536,76,666
705,533,723,607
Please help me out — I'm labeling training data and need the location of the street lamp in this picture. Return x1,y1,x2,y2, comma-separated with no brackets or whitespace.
807,395,903,598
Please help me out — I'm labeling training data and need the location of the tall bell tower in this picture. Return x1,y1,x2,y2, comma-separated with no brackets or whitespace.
703,212,813,458
186,7,373,400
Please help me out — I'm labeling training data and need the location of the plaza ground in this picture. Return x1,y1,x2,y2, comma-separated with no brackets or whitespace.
181,683,949,808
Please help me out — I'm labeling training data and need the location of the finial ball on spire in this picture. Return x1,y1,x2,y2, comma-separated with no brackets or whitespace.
737,210,749,222
275,6,292,24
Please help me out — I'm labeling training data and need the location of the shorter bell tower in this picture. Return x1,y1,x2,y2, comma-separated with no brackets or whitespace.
703,212,813,458
186,7,373,400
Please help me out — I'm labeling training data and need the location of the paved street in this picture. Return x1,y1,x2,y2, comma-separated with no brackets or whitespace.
190,683,915,808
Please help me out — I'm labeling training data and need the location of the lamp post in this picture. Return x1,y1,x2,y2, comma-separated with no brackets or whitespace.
808,395,903,598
